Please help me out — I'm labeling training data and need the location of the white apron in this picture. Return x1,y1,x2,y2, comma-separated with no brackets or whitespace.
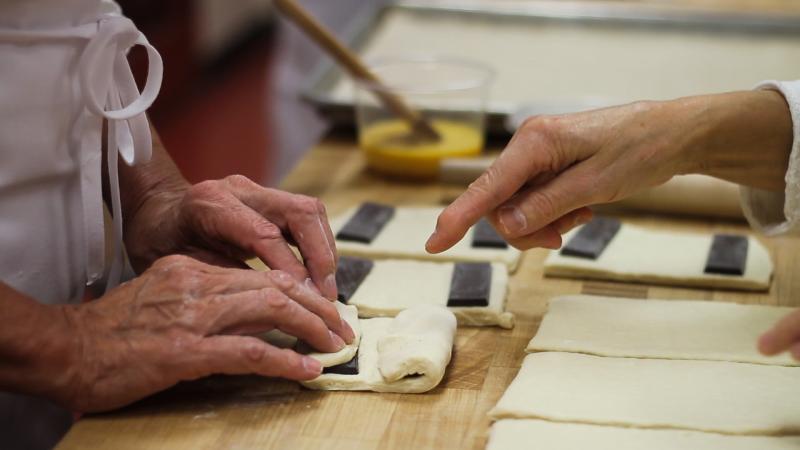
0,0,162,447
0,0,162,303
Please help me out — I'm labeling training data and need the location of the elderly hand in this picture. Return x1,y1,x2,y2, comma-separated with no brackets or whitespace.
53,255,353,412
426,90,792,252
125,174,339,301
759,309,800,362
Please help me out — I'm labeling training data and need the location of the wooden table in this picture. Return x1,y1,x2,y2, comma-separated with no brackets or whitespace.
57,137,800,450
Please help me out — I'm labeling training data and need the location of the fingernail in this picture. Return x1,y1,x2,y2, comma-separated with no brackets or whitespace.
324,273,337,301
425,231,438,252
499,206,527,234
303,357,322,375
330,330,345,350
303,278,317,292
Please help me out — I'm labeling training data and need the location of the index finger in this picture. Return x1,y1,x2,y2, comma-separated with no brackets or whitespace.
207,287,345,353
197,267,351,343
283,196,339,302
224,177,338,301
425,130,553,253
207,198,310,281
248,189,338,301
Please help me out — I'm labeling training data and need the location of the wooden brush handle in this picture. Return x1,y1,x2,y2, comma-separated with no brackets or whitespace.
273,0,439,140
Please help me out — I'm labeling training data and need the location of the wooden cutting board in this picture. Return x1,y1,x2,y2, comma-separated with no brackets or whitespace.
56,136,800,450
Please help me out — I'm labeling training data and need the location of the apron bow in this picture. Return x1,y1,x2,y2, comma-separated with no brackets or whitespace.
76,14,163,287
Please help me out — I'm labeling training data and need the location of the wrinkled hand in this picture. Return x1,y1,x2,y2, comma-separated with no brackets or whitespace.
426,90,792,252
126,175,339,300
759,309,800,362
426,101,693,252
59,255,354,412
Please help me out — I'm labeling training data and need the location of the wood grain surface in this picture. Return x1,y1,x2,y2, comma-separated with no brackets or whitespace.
56,136,800,450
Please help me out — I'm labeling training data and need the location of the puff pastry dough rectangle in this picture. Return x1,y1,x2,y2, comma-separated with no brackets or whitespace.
490,352,800,435
487,419,800,450
528,295,797,366
544,223,773,290
331,206,522,272
301,305,457,393
347,259,513,328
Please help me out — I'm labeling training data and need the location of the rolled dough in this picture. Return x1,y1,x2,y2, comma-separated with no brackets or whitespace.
614,174,744,219
543,223,773,290
490,352,800,435
331,206,522,272
487,419,800,450
301,305,457,393
528,295,798,366
346,259,514,328
297,302,361,367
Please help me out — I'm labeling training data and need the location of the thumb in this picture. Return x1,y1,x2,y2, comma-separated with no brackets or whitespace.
490,164,597,239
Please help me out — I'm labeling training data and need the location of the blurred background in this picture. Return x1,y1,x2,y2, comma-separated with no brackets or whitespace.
122,0,800,187
124,0,385,187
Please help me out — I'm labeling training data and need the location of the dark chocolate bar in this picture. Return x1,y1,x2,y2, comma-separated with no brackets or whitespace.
472,218,508,249
447,262,492,307
336,256,374,303
561,216,621,259
322,351,359,375
704,234,748,276
336,202,395,243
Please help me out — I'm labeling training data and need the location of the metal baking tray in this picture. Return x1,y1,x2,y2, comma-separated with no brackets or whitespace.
303,1,800,134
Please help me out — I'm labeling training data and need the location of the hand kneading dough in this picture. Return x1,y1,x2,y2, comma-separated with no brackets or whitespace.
544,223,773,290
297,302,361,367
331,206,522,272
347,259,513,328
490,352,800,435
301,305,457,393
528,295,798,366
487,420,800,450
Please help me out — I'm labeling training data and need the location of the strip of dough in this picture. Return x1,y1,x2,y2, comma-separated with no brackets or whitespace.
331,206,522,272
487,419,800,450
489,352,800,435
543,223,773,290
528,295,798,366
301,305,457,393
348,259,513,328
298,302,361,367
245,260,364,365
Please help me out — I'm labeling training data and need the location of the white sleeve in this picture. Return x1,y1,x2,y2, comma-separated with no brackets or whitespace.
739,80,800,236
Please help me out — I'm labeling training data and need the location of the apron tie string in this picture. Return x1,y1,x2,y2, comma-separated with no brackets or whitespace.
76,14,162,289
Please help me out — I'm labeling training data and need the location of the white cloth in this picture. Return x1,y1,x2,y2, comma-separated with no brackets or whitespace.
0,0,161,305
740,80,800,236
0,1,161,448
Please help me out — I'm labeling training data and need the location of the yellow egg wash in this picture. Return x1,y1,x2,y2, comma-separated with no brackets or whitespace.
360,119,484,178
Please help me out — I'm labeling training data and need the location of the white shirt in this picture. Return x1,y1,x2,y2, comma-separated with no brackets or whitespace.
741,80,800,235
